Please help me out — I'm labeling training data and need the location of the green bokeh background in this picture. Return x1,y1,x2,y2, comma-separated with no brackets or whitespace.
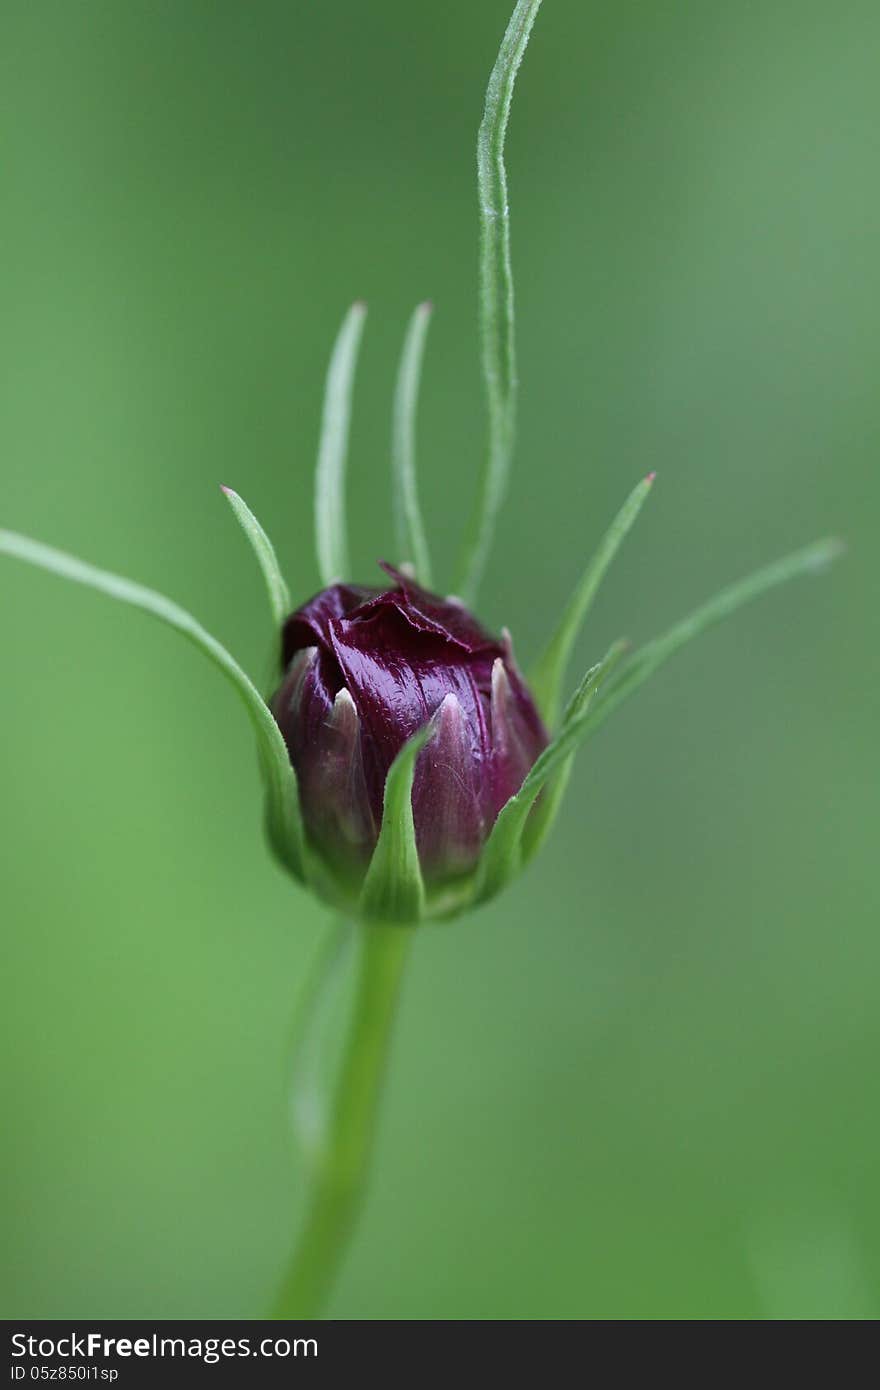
2,0,877,1320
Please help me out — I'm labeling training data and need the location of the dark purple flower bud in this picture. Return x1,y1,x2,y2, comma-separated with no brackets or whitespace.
270,563,548,885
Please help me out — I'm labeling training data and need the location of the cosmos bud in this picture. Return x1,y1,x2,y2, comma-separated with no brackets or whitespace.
0,7,837,931
270,563,548,893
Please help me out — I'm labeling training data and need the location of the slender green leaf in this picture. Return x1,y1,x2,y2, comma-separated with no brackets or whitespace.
314,302,367,587
586,536,844,735
456,0,544,605
531,473,655,728
221,486,291,629
0,528,306,880
560,642,630,724
392,303,434,587
475,640,625,902
359,716,437,925
521,639,629,863
478,535,840,901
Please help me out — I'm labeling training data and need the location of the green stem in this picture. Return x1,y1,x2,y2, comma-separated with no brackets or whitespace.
272,923,413,1319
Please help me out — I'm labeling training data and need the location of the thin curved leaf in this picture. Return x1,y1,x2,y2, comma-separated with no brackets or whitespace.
456,0,544,605
521,639,629,862
475,640,624,903
221,486,291,629
477,535,841,902
314,302,367,587
392,302,434,587
587,536,844,735
0,528,306,881
530,473,655,728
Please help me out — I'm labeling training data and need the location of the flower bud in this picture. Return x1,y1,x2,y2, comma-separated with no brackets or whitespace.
270,563,547,892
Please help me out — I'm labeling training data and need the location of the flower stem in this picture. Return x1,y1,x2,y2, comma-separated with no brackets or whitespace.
271,923,413,1318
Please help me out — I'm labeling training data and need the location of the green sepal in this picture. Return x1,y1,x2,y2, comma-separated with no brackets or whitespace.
258,740,309,887
359,717,437,925
220,485,291,629
0,528,308,883
530,473,655,729
520,638,629,863
474,640,625,905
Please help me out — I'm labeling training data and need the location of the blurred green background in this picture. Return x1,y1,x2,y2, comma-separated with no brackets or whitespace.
1,0,877,1320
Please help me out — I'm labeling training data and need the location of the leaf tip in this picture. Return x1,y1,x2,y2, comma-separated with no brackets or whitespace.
821,535,846,562
645,471,657,484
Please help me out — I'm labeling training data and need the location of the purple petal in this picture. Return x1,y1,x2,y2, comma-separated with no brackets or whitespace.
270,647,374,867
281,582,381,669
328,602,493,824
412,693,486,876
271,563,549,883
490,657,545,805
